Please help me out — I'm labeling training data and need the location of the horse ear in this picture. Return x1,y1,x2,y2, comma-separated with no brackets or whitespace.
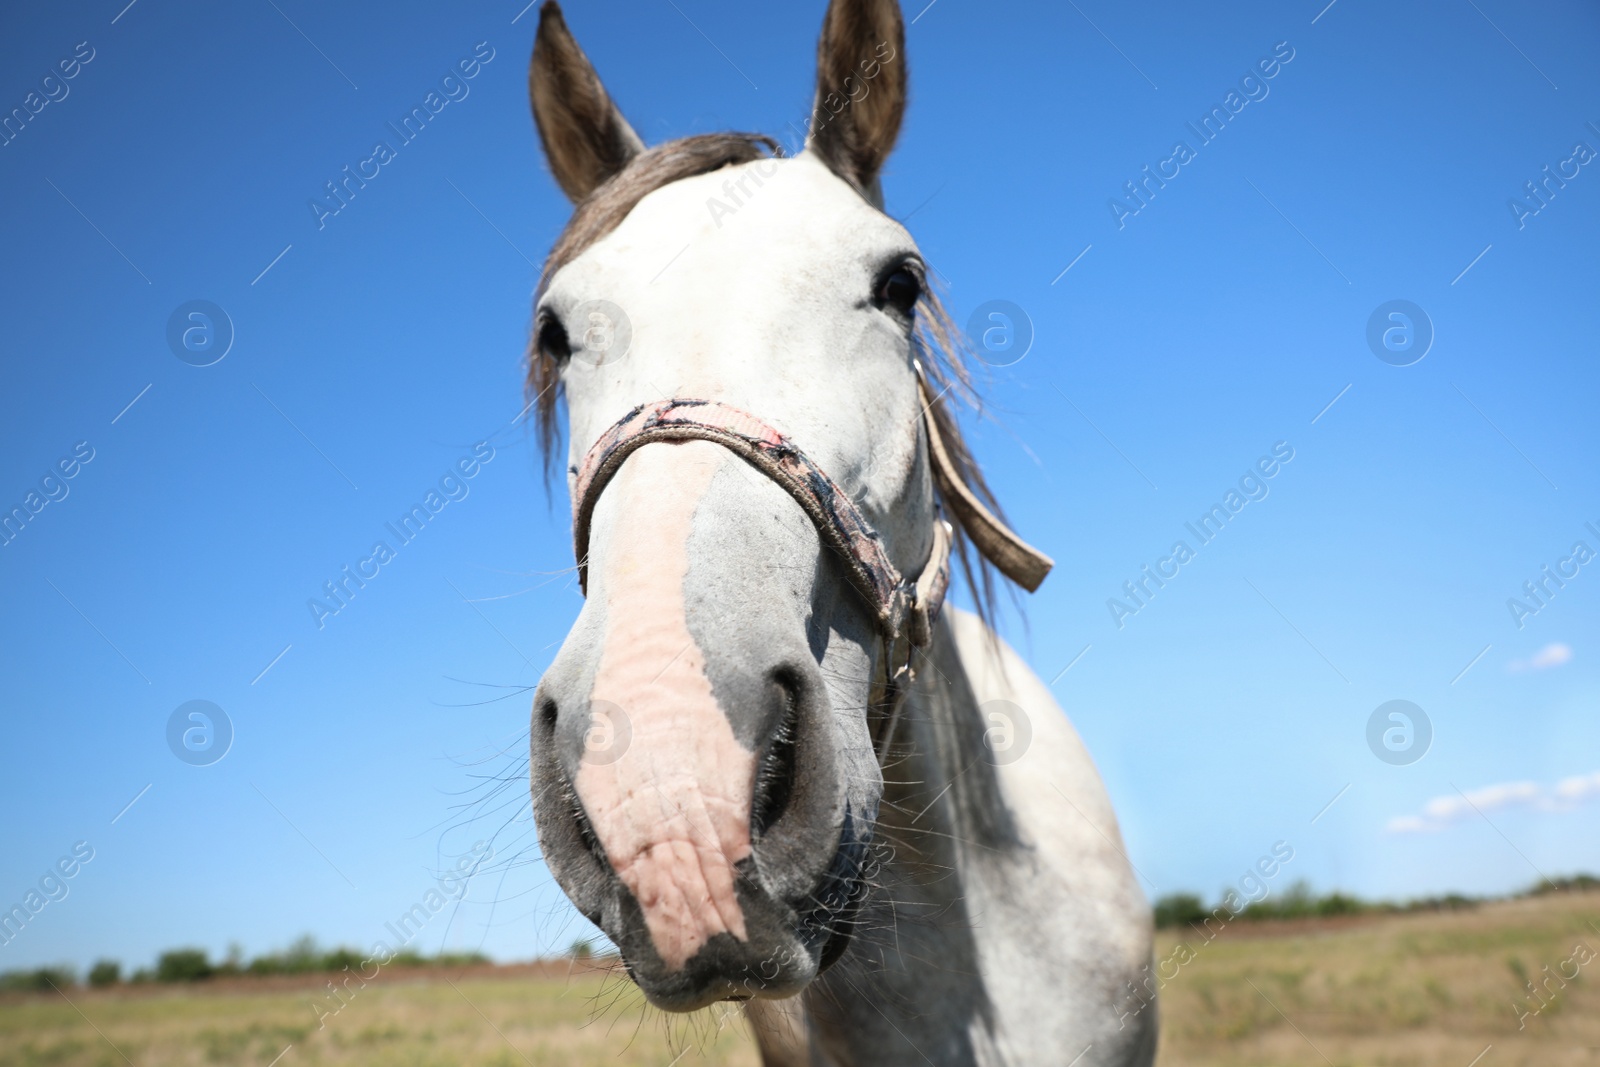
806,0,907,202
529,1,645,203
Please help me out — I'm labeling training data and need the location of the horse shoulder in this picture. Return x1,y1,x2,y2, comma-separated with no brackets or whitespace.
946,608,1158,1067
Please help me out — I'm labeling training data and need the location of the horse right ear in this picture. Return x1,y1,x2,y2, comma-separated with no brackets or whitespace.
807,0,907,204
529,1,644,203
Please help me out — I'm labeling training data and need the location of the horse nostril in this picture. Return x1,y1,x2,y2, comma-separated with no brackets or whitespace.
532,695,608,874
536,696,559,737
752,667,803,839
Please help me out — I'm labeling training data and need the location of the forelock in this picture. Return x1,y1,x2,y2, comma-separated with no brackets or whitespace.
536,132,782,299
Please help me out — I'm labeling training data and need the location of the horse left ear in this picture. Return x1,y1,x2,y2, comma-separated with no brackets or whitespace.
529,1,645,203
807,0,907,204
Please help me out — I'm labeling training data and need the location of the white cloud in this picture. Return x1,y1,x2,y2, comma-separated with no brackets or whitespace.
1387,770,1600,833
1533,643,1574,668
1555,770,1600,803
1508,642,1574,672
1420,781,1540,822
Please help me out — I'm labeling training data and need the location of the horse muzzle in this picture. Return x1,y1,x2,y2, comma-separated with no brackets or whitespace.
531,644,870,1010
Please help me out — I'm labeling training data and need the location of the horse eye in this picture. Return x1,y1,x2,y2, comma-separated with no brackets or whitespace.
537,312,571,363
875,268,921,317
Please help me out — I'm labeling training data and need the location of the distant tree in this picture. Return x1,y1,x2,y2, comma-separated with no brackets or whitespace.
433,951,490,967
1432,893,1477,912
0,966,76,991
321,947,363,973
246,934,322,975
215,942,245,976
245,955,281,977
284,934,320,973
88,960,121,988
1314,892,1366,917
156,949,213,983
1529,874,1600,896
1152,893,1207,930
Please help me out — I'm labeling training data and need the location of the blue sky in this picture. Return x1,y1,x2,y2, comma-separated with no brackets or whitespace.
1,0,1597,972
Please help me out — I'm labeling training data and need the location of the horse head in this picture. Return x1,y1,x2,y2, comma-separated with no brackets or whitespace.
524,0,1045,1011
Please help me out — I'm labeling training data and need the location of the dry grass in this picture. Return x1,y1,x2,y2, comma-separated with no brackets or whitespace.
1154,889,1600,1067
3,891,1596,1066
0,965,758,1067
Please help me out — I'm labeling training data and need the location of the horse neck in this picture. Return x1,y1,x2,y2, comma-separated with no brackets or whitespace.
802,616,1021,1056
874,617,1022,877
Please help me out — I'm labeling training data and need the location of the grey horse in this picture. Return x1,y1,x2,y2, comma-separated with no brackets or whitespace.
521,1,1156,1062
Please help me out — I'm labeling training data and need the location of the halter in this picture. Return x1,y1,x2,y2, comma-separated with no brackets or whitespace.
569,368,1053,719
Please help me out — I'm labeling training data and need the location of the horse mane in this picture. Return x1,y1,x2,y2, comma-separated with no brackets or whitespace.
524,131,1018,621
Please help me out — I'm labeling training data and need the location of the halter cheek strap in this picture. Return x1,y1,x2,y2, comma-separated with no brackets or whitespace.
920,382,1053,593
571,397,952,661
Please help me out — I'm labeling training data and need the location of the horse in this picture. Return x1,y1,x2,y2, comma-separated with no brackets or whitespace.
520,1,1156,1063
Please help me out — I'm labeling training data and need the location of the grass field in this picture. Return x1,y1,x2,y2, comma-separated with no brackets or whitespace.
1154,890,1599,1067
3,891,1596,1066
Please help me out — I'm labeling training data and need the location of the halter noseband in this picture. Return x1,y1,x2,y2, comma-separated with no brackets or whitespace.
568,369,1053,714
572,389,951,690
